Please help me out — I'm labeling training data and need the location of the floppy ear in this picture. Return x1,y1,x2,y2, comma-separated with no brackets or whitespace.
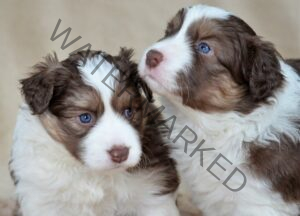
243,38,283,101
20,53,68,114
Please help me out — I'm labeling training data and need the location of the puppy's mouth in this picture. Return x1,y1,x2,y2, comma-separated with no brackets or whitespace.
142,72,162,86
142,73,174,95
87,161,139,173
139,47,185,97
139,61,176,96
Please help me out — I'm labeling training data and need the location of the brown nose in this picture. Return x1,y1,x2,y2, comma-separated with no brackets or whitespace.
108,146,129,163
146,49,163,68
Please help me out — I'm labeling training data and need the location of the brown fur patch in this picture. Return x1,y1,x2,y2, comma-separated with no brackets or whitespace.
248,132,300,202
177,60,246,113
20,53,62,114
21,53,104,159
137,102,180,194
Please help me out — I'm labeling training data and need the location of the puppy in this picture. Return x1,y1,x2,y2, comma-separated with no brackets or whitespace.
139,4,300,216
10,49,180,216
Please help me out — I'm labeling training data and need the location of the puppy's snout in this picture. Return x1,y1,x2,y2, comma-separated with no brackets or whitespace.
146,49,163,68
108,146,129,163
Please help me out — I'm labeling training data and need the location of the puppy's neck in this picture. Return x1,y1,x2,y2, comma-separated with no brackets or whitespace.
161,60,299,143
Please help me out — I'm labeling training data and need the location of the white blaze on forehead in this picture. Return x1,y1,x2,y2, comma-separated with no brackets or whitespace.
181,5,230,33
172,4,231,46
77,56,142,170
78,55,118,107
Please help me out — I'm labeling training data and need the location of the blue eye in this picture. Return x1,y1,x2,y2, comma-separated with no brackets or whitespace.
197,42,211,54
123,108,133,119
79,113,93,124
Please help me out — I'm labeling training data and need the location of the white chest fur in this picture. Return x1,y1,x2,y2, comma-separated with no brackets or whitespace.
158,62,300,216
11,106,178,216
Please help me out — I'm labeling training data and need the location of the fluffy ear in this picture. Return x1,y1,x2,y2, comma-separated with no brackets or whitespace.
243,38,284,101
165,8,185,37
115,47,153,102
114,47,136,74
20,53,68,114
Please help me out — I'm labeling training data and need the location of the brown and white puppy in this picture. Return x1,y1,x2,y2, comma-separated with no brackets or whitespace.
139,5,300,216
10,49,180,216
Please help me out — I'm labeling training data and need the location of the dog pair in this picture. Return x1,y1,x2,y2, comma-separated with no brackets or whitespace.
11,4,300,216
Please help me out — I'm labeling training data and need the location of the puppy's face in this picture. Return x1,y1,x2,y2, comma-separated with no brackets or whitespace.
139,5,283,113
21,49,152,171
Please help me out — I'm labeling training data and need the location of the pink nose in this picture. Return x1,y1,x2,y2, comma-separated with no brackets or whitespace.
146,49,163,68
108,146,129,163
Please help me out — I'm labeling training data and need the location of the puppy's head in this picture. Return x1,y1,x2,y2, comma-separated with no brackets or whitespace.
21,48,152,171
139,5,284,113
